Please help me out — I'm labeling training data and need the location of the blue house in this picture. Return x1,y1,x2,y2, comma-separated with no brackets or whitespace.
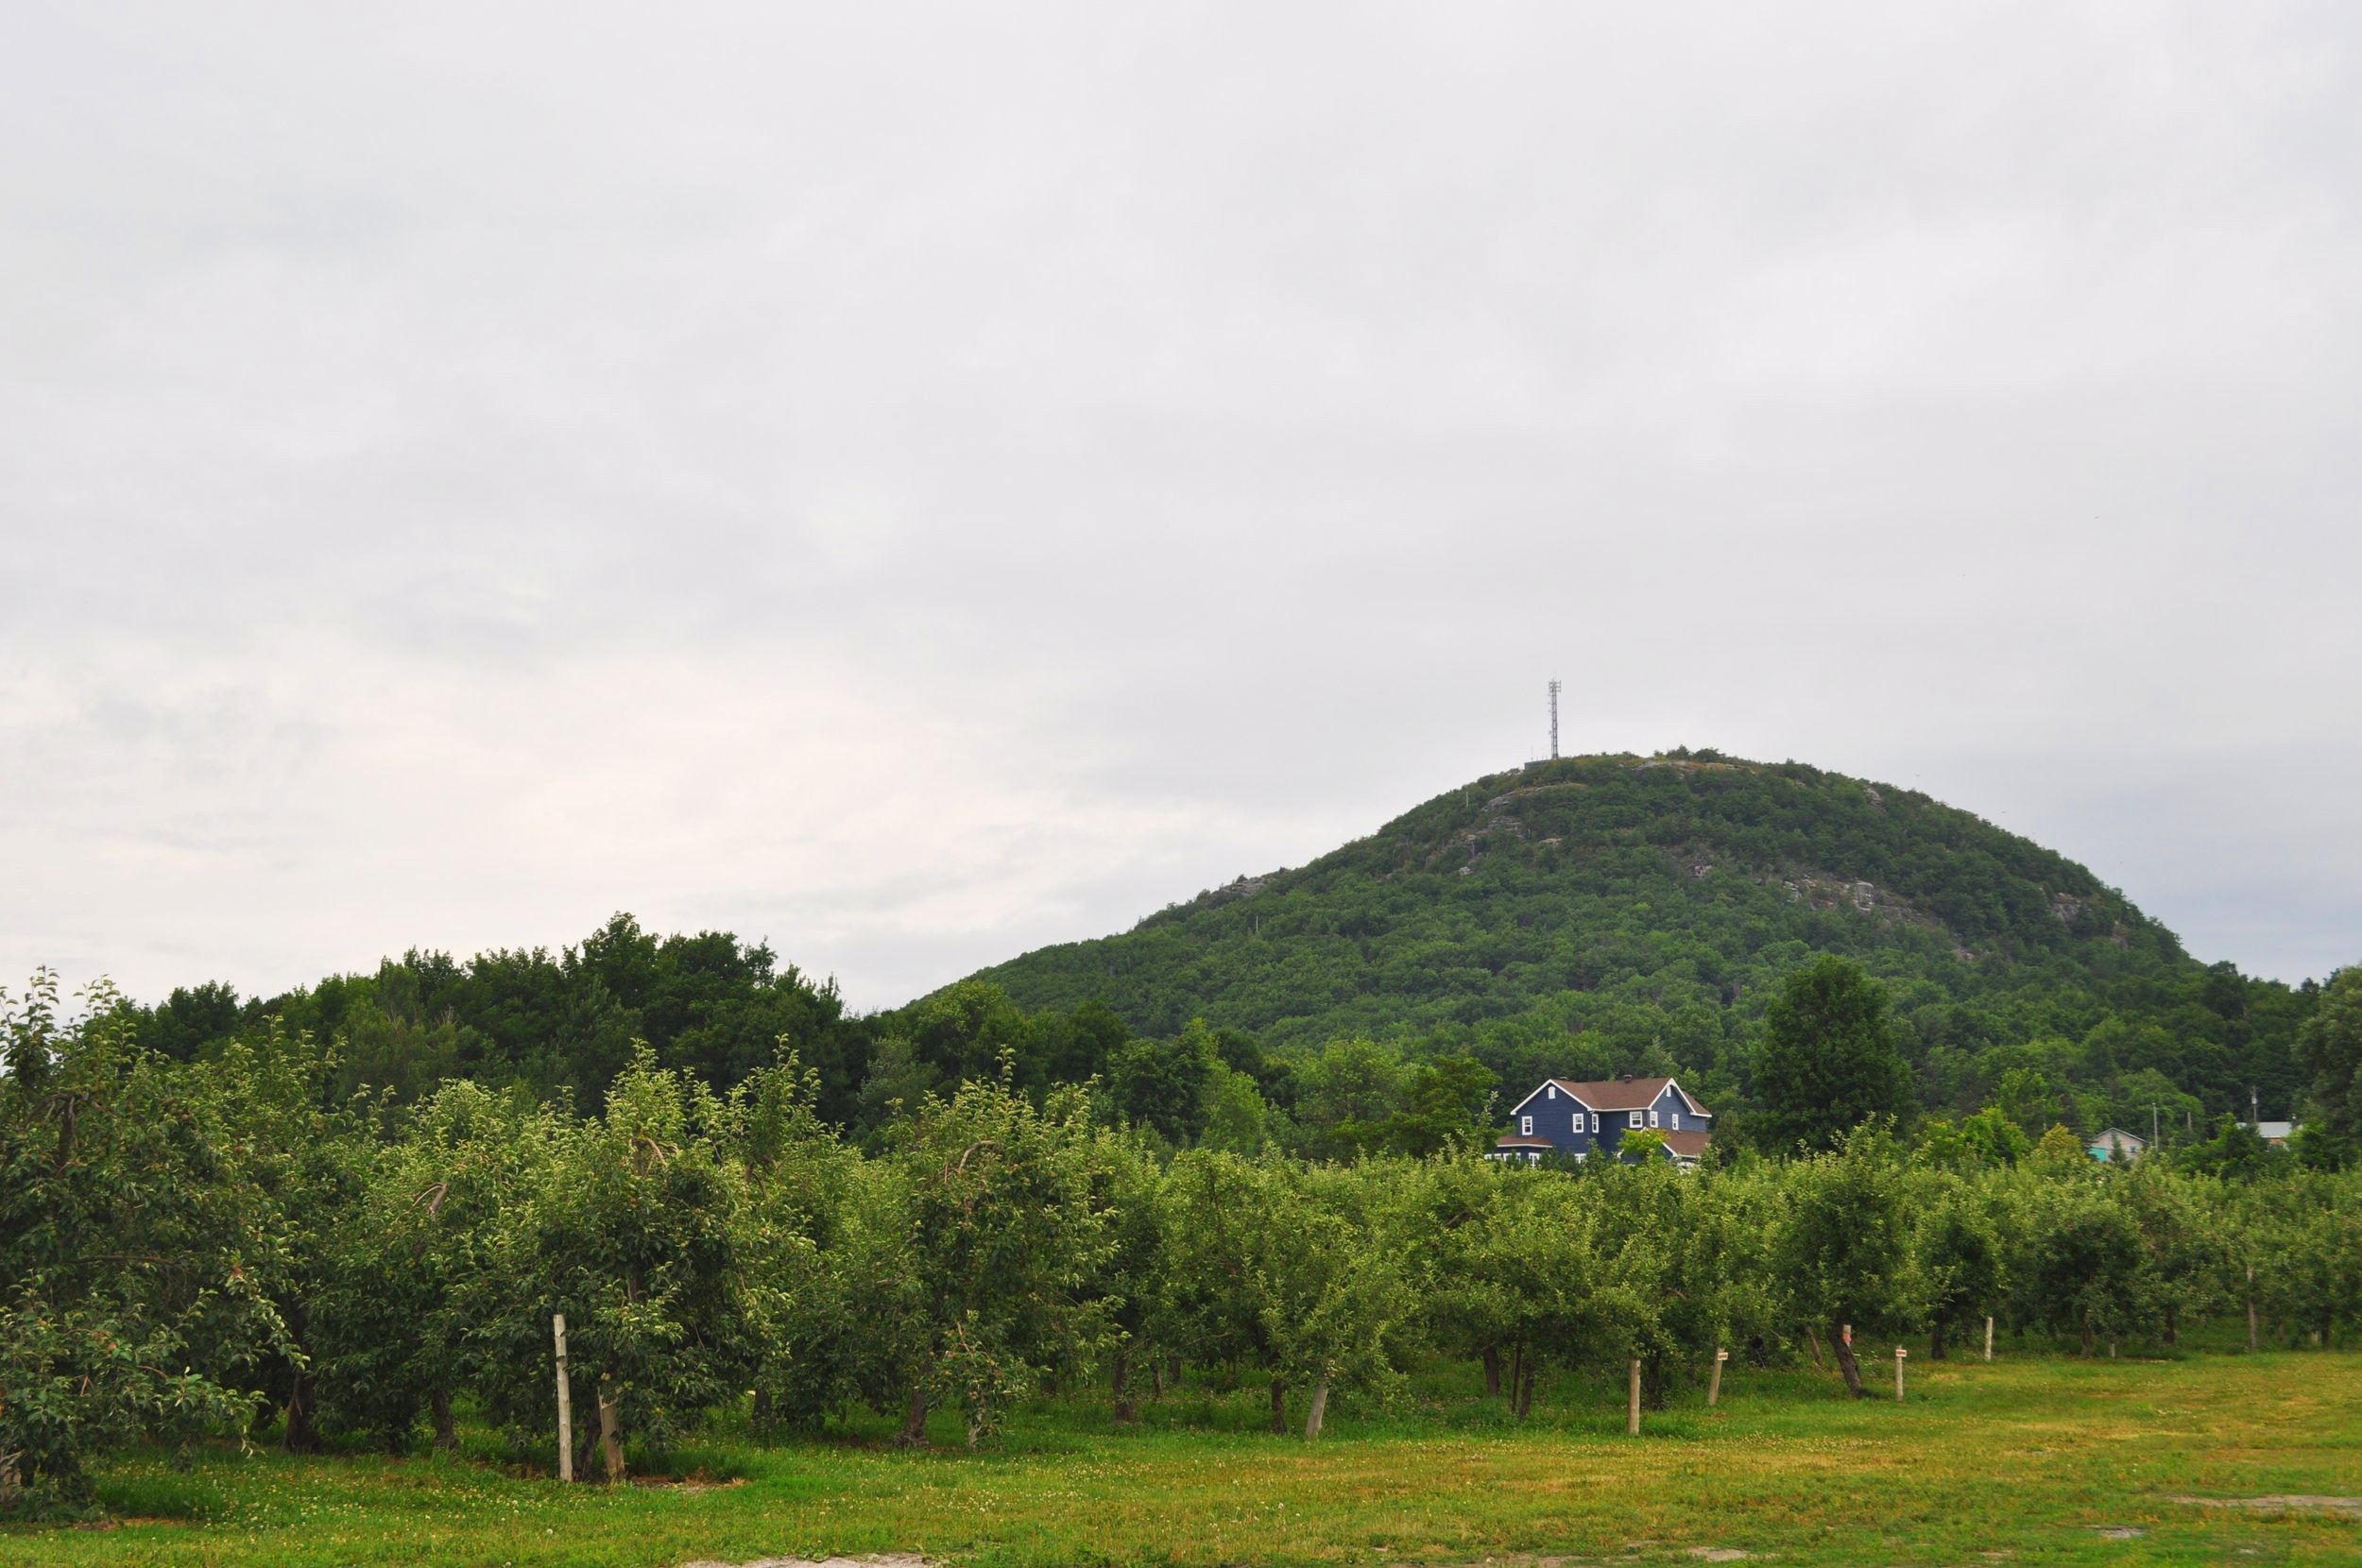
1491,1075,1714,1167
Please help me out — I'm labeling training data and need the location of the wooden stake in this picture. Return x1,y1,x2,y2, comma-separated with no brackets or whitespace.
1626,1357,1641,1435
1707,1348,1727,1408
597,1377,625,1482
1984,1315,1994,1362
1893,1346,1907,1403
553,1314,573,1482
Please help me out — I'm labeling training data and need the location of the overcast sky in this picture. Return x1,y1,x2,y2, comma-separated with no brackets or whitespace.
5,2,2358,1013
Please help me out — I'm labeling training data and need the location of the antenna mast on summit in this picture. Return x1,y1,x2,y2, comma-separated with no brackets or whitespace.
1549,679,1561,761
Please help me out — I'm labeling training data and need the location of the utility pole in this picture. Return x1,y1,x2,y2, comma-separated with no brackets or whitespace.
1549,678,1561,761
2150,1103,2160,1150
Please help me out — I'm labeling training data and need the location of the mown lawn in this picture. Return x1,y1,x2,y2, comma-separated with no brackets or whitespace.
5,1347,2356,1568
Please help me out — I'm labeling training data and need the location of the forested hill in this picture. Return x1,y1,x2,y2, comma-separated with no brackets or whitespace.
968,751,2322,1129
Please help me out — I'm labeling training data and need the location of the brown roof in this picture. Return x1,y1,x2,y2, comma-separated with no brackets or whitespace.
1659,1130,1714,1161
1491,1133,1556,1149
1549,1076,1709,1116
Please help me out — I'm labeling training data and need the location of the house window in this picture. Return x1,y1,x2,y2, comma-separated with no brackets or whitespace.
1520,1116,1532,1136
1547,1084,1556,1099
1671,1111,1681,1130
1649,1110,1660,1129
1628,1111,1643,1129
1590,1112,1599,1133
1573,1113,1583,1133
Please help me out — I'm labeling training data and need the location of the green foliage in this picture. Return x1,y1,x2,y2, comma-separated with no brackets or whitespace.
2177,1115,2281,1180
463,1048,756,1472
1912,1187,2006,1358
2014,1183,2158,1354
2299,965,2362,1158
1751,957,1916,1151
1775,1127,1917,1394
882,1075,1111,1448
0,976,271,1515
127,914,872,1123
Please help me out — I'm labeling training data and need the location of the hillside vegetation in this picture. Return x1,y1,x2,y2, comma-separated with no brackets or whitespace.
972,751,2320,1129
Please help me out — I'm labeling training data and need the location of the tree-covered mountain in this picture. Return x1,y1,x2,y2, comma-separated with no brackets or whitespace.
968,751,2325,1133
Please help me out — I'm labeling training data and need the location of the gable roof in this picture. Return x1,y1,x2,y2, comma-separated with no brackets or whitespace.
1518,1076,1709,1115
1521,1077,1710,1115
1659,1130,1713,1161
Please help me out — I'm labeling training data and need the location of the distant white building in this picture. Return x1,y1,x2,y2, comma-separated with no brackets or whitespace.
2249,1120,2299,1147
2089,1128,2147,1163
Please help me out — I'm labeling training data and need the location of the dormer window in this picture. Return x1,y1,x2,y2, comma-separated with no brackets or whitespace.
1547,1084,1556,1099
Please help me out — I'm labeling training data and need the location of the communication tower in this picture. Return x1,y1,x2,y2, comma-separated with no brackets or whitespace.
1549,679,1560,761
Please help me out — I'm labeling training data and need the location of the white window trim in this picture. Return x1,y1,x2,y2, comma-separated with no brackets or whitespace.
1520,1116,1533,1136
1649,1110,1660,1129
1671,1110,1682,1130
1590,1112,1600,1133
1628,1111,1644,1129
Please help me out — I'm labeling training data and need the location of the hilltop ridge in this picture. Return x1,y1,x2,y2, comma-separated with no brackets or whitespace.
967,751,2312,1127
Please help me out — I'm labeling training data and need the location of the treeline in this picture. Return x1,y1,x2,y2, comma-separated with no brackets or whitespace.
118,914,1500,1160
6,961,2360,1518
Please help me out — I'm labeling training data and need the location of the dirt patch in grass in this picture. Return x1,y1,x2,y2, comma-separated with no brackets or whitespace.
2172,1495,2362,1516
676,1558,925,1568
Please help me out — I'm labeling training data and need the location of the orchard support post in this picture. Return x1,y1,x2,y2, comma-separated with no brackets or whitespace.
1894,1346,1907,1403
1708,1348,1727,1407
1626,1358,1641,1436
1984,1316,1994,1362
553,1313,573,1483
597,1376,625,1482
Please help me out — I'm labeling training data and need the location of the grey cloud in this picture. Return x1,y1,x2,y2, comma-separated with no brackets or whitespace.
2,1,2357,1006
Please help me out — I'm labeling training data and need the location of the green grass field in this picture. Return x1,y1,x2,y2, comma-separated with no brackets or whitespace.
7,1346,2356,1568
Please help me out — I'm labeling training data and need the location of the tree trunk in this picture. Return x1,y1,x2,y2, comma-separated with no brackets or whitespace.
1828,1321,1864,1398
430,1387,458,1453
1804,1324,1825,1370
596,1379,625,1482
1151,1356,1166,1401
2246,1267,2260,1353
1929,1320,1947,1361
898,1384,929,1448
966,1409,984,1451
2163,1305,2177,1347
1304,1380,1330,1440
2323,1314,2335,1352
1166,1354,1182,1390
752,1389,773,1433
1268,1377,1287,1435
1481,1345,1502,1399
1111,1352,1135,1424
1514,1359,1536,1421
282,1373,324,1454
2080,1317,2095,1357
1509,1343,1526,1403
